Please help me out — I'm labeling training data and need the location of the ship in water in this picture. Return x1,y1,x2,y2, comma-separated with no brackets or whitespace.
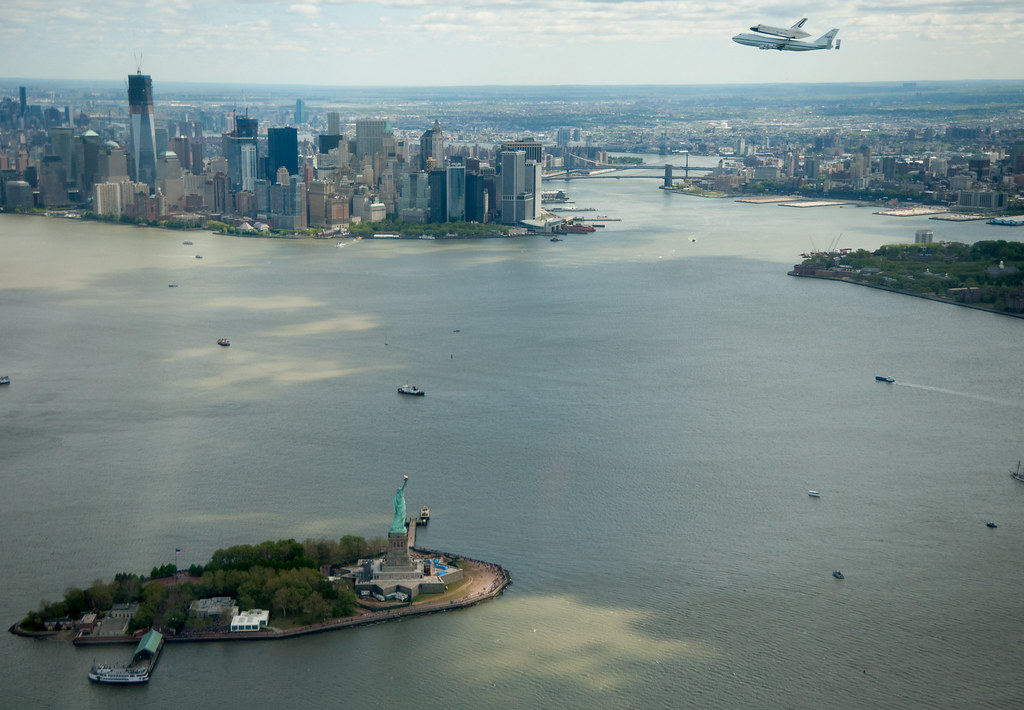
558,222,596,234
1012,460,1024,483
87,629,163,684
541,190,570,203
88,665,150,684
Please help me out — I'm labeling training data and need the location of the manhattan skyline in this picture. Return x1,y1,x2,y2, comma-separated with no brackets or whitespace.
2,0,1023,86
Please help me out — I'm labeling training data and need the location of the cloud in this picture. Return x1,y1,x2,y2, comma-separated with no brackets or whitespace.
288,2,321,16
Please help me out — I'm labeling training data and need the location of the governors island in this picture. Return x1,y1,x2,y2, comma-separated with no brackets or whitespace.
11,477,510,682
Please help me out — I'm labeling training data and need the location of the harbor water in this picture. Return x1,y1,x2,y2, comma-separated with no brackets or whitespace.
2,163,1023,709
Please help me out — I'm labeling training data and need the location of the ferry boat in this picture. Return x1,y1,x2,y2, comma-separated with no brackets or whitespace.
807,490,821,498
398,383,424,396
875,375,895,383
88,664,150,684
217,338,230,347
559,223,596,233
417,505,431,526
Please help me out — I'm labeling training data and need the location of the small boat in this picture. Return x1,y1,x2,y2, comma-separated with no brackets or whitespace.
168,284,178,288
398,383,424,396
832,570,844,580
88,664,150,684
986,522,997,528
0,375,9,385
417,505,431,526
1011,460,1024,483
875,376,895,383
183,240,193,245
217,338,230,347
550,236,562,242
195,255,203,259
807,490,821,498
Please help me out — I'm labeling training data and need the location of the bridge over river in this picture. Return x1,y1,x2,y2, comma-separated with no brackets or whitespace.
546,164,714,181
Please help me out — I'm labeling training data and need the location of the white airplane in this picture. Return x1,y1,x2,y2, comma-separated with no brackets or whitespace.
749,18,810,39
733,27,841,51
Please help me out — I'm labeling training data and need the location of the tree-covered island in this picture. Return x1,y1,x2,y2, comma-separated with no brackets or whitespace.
790,239,1024,316
17,536,384,636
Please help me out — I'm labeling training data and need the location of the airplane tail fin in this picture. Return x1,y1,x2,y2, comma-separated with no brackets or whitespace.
816,29,840,48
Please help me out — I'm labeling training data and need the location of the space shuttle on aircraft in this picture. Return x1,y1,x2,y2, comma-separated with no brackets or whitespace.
732,19,841,51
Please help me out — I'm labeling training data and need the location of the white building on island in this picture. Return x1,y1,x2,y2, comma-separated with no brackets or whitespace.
230,609,269,632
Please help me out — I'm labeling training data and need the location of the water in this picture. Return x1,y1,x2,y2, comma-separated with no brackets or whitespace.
2,169,1023,708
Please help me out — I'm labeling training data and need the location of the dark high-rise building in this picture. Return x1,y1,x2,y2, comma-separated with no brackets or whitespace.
319,134,344,154
428,169,447,223
295,99,305,124
128,72,158,189
465,173,487,222
19,86,26,117
420,120,444,171
236,116,258,139
267,127,298,180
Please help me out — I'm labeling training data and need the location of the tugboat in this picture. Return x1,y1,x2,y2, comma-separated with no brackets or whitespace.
398,382,424,396
217,338,230,347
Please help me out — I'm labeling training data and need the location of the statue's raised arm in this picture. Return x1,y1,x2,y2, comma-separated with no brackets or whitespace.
390,475,409,534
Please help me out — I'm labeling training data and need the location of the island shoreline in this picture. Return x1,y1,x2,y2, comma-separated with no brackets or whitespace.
11,552,511,645
787,271,1024,320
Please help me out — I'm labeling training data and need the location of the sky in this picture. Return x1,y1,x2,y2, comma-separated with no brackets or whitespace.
2,0,1023,86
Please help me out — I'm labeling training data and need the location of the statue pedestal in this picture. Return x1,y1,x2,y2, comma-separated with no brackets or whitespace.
384,529,412,570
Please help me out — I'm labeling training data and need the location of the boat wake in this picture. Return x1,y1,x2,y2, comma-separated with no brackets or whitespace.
894,381,1020,408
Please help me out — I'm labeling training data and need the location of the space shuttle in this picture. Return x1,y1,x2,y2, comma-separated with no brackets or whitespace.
748,18,810,39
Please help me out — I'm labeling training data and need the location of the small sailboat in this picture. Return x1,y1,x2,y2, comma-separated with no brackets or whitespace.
1011,460,1024,483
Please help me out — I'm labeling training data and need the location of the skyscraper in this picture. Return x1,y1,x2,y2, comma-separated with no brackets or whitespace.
420,120,444,171
446,164,465,222
500,150,528,224
128,72,158,189
327,112,340,136
267,127,298,180
356,119,389,158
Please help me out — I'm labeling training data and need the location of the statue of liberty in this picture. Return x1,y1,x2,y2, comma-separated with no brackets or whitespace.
390,475,409,534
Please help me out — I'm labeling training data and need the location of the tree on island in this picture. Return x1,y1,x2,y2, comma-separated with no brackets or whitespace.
19,536,372,634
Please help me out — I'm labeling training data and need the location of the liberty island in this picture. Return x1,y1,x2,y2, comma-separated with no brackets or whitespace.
12,476,510,652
